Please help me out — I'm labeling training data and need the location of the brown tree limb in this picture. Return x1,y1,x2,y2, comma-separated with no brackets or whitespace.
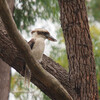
0,59,11,100
0,31,75,98
0,0,14,100
0,0,73,100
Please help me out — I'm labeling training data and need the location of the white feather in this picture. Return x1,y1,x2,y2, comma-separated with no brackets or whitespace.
32,32,45,62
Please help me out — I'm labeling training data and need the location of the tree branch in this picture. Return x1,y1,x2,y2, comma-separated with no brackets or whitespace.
0,0,73,100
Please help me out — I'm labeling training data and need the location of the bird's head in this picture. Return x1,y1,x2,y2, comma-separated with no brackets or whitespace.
31,28,56,42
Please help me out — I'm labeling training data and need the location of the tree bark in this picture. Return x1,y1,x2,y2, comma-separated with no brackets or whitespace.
58,0,98,100
0,0,98,100
0,0,14,100
0,1,73,100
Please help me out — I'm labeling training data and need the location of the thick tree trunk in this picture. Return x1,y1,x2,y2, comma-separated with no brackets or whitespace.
58,0,98,100
0,0,14,100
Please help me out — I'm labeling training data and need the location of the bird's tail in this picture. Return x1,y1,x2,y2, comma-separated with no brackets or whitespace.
25,65,31,87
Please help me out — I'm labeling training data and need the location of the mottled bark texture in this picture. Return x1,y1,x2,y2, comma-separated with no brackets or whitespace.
0,0,14,100
58,0,98,100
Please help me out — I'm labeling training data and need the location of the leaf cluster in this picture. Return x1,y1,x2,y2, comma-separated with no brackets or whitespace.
14,0,59,31
86,0,100,22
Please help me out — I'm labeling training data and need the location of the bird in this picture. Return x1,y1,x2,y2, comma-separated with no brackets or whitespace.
25,28,56,85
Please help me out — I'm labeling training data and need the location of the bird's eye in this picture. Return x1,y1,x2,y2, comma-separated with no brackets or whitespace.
37,31,42,35
31,31,35,34
45,34,49,38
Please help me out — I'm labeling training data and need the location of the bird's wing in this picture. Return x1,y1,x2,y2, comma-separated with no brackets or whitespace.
28,39,35,49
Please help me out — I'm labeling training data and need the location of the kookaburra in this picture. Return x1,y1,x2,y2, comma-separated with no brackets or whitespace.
25,28,56,84
29,28,56,62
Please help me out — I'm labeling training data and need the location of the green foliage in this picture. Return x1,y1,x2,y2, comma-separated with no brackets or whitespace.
43,94,51,100
90,25,100,67
86,0,100,22
91,0,100,21
50,46,68,69
14,0,59,32
11,72,44,100
50,29,69,70
90,25,100,96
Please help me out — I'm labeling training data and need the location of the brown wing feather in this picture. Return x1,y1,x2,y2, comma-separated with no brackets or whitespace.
28,39,35,49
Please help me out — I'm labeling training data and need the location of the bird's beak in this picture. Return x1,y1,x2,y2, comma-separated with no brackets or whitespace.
47,35,57,42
